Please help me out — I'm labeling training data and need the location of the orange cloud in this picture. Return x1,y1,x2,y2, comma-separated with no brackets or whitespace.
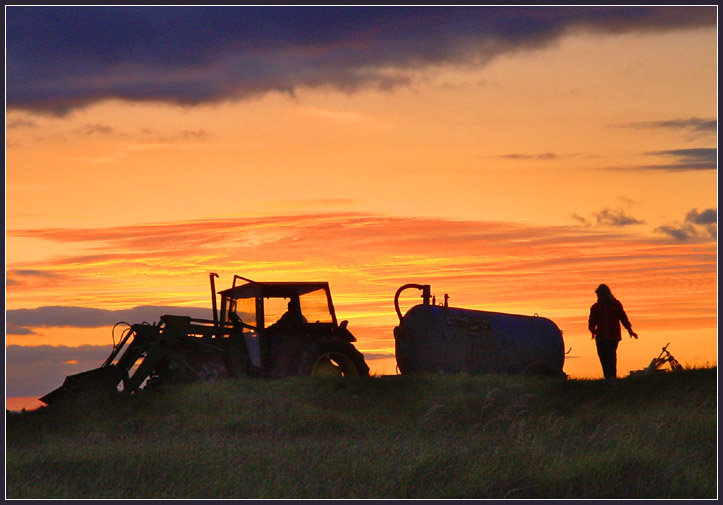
7,213,716,338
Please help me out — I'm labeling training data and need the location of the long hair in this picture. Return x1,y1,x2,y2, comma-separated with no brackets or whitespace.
595,284,615,303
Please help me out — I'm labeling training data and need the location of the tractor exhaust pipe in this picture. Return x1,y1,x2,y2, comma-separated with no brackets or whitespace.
210,272,219,326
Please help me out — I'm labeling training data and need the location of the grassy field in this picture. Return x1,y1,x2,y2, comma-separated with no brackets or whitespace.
5,367,717,499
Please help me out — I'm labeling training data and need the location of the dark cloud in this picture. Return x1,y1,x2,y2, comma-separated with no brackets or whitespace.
640,148,717,171
73,124,115,136
6,345,112,397
6,344,110,366
5,323,37,336
500,152,560,160
604,147,717,172
686,208,717,226
594,208,645,227
575,206,716,241
8,269,60,278
654,224,698,242
6,118,38,129
6,305,212,334
179,129,210,141
655,208,717,241
573,208,644,228
612,117,717,133
6,6,716,115
6,269,63,288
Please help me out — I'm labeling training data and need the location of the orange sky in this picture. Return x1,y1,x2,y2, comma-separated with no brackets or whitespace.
5,7,718,401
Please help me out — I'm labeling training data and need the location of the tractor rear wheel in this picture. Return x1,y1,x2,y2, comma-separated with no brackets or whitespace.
292,336,369,377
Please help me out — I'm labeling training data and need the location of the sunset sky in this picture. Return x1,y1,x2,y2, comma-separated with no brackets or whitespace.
5,6,718,407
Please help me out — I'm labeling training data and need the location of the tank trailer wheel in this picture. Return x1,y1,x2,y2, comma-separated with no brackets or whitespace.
522,360,567,379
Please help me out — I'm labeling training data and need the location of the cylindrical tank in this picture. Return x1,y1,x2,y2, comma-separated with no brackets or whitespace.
393,284,565,376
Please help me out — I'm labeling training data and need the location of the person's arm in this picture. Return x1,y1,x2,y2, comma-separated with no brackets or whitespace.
588,305,597,339
618,301,638,339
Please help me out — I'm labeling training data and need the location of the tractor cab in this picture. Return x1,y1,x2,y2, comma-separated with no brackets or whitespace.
216,276,351,371
218,278,338,329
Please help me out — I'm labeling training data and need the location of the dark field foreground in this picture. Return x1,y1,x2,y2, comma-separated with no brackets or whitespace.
5,367,717,499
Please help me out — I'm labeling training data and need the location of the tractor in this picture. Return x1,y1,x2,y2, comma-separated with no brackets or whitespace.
40,274,369,405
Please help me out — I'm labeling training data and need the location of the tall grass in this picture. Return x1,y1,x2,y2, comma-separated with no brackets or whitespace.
5,367,717,499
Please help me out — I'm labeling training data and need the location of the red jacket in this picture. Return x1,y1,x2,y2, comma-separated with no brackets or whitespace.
588,299,632,341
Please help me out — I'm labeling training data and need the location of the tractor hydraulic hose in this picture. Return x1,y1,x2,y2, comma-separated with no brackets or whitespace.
103,323,134,367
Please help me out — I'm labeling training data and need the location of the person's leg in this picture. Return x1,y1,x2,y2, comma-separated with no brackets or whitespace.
595,340,609,378
608,340,619,381
596,340,618,382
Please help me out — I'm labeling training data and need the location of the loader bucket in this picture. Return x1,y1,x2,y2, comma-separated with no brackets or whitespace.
39,365,123,405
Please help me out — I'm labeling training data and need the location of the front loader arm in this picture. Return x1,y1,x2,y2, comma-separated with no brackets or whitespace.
39,315,192,404
119,315,191,392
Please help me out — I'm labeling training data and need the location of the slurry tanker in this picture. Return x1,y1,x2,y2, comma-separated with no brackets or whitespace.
393,283,566,377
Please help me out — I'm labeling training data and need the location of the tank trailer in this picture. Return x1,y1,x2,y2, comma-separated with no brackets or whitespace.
40,276,566,405
393,284,566,377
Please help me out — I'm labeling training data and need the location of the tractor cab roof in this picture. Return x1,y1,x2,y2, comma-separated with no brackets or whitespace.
219,280,331,300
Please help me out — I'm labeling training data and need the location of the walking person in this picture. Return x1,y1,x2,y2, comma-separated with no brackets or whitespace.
588,284,638,385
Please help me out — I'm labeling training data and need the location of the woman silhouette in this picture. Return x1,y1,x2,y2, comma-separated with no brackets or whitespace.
588,284,638,385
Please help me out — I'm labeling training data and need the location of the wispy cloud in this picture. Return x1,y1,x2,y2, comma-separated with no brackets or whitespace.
6,269,65,288
612,117,717,134
572,207,645,228
6,6,715,115
7,118,38,129
6,214,642,274
7,213,717,274
594,209,645,227
73,124,116,136
7,213,717,332
498,152,562,160
604,147,717,172
639,148,717,172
